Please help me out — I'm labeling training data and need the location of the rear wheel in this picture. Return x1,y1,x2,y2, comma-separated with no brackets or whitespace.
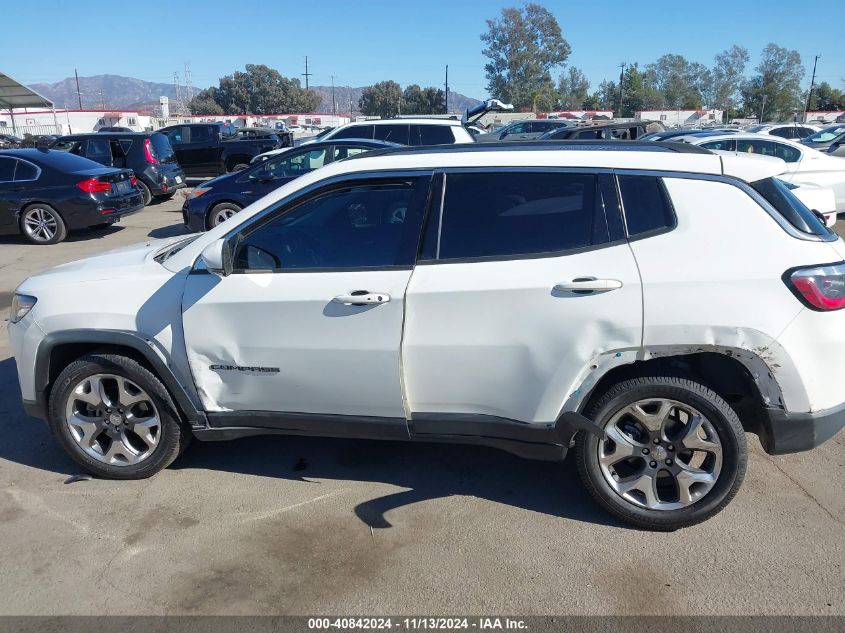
20,204,68,244
48,354,190,479
208,202,242,228
575,376,747,530
136,180,152,206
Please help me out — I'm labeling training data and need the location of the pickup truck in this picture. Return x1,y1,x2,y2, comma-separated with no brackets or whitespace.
157,123,282,178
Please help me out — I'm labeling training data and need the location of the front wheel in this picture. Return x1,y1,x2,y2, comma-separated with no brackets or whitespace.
48,354,190,479
208,202,242,228
575,376,747,531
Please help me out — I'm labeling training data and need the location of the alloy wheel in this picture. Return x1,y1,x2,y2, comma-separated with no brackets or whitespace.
22,207,58,242
597,398,723,511
64,374,161,466
212,207,238,226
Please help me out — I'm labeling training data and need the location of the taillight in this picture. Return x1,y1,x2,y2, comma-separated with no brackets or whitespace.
143,138,158,164
786,263,845,311
130,175,137,186
76,179,111,193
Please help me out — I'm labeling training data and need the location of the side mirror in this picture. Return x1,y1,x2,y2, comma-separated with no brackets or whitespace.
199,238,232,276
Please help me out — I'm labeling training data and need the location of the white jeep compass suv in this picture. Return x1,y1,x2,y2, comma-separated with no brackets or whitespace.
9,141,845,530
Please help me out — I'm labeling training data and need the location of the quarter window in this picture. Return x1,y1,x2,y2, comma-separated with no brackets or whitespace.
414,125,455,145
14,161,38,181
233,180,425,271
435,172,607,260
333,146,371,160
618,176,675,237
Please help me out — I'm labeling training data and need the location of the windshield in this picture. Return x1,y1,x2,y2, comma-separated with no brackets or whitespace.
751,177,830,236
804,125,845,143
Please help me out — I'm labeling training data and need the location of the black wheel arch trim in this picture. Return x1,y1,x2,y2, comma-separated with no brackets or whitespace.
31,329,206,426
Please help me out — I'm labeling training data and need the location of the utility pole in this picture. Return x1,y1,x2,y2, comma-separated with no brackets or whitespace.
302,56,313,90
804,54,820,122
74,69,82,109
759,94,767,123
331,75,336,115
618,63,626,119
445,64,449,114
97,89,106,109
184,62,194,102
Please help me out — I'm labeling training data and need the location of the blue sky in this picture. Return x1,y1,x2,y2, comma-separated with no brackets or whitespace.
2,0,842,98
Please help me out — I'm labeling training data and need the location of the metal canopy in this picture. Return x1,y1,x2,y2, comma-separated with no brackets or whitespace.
0,71,53,109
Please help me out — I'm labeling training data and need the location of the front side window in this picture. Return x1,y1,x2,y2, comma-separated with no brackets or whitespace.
618,176,676,237
332,124,375,140
434,172,607,260
233,180,424,271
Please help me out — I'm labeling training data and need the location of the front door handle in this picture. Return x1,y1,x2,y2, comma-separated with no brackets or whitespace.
332,291,391,306
554,278,623,294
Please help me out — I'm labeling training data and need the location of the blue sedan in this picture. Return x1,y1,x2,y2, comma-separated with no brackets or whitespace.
181,138,399,232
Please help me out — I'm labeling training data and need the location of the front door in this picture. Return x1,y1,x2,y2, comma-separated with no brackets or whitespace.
402,169,643,425
181,174,432,420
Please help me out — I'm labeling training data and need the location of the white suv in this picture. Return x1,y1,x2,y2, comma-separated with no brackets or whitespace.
315,118,475,145
9,142,845,530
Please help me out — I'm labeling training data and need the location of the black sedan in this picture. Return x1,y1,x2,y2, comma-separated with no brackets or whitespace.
182,138,400,232
0,149,145,244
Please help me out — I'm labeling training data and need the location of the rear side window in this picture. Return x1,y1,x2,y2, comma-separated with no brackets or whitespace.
618,176,676,237
190,126,215,143
150,134,176,162
0,157,15,181
414,125,455,145
435,172,607,260
332,124,375,140
751,177,829,237
14,161,38,181
373,124,409,145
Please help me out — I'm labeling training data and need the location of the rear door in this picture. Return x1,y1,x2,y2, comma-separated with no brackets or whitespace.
0,157,20,233
82,137,114,166
160,126,192,173
402,169,642,426
183,125,219,175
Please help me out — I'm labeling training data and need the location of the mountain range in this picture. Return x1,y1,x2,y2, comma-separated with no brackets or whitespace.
28,74,481,114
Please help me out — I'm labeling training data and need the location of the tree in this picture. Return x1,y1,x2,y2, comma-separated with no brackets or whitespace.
188,88,224,115
740,44,805,120
189,64,321,115
481,3,571,110
808,82,845,111
359,80,403,117
558,66,590,109
402,84,446,115
710,45,749,115
646,54,710,109
620,64,663,117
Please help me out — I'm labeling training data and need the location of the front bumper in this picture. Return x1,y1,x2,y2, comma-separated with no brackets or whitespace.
182,197,207,233
761,403,845,454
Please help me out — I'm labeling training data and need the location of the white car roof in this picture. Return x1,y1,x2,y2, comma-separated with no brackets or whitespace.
686,133,808,148
346,118,464,127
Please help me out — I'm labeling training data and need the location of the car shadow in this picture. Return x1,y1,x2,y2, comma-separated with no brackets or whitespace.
0,225,125,245
148,223,190,239
0,353,623,530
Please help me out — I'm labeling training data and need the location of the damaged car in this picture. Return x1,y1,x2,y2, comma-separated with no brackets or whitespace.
9,140,845,530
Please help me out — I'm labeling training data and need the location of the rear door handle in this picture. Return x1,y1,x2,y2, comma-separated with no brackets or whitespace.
332,291,391,306
554,278,623,294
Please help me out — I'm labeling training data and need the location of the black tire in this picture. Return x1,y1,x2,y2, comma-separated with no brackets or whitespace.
207,202,242,229
154,192,176,201
229,162,250,172
19,204,68,245
47,354,191,479
136,180,153,206
575,376,747,531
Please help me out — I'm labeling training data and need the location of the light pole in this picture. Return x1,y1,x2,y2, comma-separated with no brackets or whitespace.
618,63,626,119
803,55,820,122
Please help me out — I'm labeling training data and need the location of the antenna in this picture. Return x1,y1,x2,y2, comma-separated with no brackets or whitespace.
302,56,313,90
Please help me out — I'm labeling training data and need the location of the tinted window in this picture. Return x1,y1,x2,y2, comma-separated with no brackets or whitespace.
150,134,176,162
503,122,529,135
771,142,801,163
415,125,455,145
0,157,15,181
770,127,796,139
259,147,328,179
436,172,605,260
373,124,409,145
190,126,215,143
85,139,111,160
576,129,602,139
618,176,675,237
234,180,423,271
332,124,375,140
701,139,736,151
333,146,372,160
14,161,38,181
752,177,829,236
52,139,83,154
162,127,186,145
737,139,777,157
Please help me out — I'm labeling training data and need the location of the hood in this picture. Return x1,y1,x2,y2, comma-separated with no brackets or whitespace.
18,234,191,292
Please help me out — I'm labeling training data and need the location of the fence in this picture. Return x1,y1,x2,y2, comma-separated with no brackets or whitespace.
0,123,63,137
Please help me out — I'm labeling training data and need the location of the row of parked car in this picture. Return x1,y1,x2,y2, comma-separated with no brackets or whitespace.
2,102,845,244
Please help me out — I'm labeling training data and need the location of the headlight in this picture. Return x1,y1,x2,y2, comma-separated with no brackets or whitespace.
189,187,211,199
10,294,37,323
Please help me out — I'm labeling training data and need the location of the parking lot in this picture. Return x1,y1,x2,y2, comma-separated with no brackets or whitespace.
0,196,843,616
